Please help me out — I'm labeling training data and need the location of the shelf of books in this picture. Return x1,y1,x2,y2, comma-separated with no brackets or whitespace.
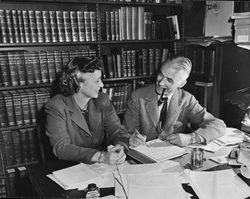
0,0,183,196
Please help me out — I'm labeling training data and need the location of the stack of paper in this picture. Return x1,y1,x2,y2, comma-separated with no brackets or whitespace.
114,161,190,199
184,169,250,199
129,138,186,162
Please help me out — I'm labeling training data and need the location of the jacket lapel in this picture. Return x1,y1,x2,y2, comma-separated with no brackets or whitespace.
67,95,91,136
88,99,102,137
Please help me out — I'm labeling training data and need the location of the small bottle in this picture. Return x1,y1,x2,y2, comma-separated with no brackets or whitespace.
84,183,100,198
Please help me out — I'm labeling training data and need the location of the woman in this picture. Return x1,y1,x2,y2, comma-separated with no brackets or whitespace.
45,56,129,165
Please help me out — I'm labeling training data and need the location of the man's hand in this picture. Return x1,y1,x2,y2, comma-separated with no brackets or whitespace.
166,133,191,147
103,144,126,165
129,130,147,148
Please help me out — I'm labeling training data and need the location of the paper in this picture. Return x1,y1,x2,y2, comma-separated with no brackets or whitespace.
184,169,250,199
50,163,102,190
209,155,228,164
186,141,223,152
129,139,187,162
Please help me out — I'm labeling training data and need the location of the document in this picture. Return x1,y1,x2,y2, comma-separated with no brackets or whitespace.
184,169,250,199
129,138,186,162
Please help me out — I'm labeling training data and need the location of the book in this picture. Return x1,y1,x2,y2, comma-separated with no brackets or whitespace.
102,54,114,78
42,10,52,43
0,9,8,43
5,10,14,43
15,52,26,85
125,6,132,40
89,11,97,41
149,48,155,75
112,54,118,78
116,54,123,77
99,10,106,41
70,11,79,42
0,92,8,127
166,17,175,40
35,10,45,43
105,11,111,41
3,91,15,126
119,7,126,40
28,10,38,43
19,129,29,162
136,49,143,76
0,52,11,86
7,51,19,86
131,7,138,40
49,10,59,42
2,130,15,166
138,7,145,40
22,10,31,43
114,10,120,41
126,50,132,77
162,48,169,63
25,89,37,124
234,18,250,26
110,11,115,41
17,90,31,124
54,50,63,78
142,48,149,75
24,51,35,84
0,150,5,175
56,11,66,42
61,50,70,68
131,50,136,76
38,51,49,83
26,128,38,162
10,90,23,126
76,11,86,42
63,11,72,42
11,10,20,43
155,48,163,73
144,12,150,40
11,130,22,164
167,15,180,39
31,51,42,84
17,10,25,43
84,11,91,42
46,50,56,83
121,49,127,77
7,168,16,197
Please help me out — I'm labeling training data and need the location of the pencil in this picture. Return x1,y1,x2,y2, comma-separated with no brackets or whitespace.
135,129,150,148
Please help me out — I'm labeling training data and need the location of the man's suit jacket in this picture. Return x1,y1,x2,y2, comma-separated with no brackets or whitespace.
123,84,226,144
45,92,129,164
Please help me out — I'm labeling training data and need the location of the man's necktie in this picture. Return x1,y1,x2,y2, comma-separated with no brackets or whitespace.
159,97,168,127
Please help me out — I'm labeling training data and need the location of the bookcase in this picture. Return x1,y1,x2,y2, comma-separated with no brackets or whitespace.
0,0,183,196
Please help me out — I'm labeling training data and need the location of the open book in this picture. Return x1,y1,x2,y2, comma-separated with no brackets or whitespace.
129,138,187,162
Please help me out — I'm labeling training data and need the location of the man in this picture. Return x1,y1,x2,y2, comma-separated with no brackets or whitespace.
123,56,226,147
45,56,129,165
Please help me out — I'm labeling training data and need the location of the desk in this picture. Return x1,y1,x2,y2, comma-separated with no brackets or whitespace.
26,147,250,199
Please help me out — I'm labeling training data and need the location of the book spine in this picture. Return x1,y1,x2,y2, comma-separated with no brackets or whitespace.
116,54,123,77
115,54,121,77
114,10,120,41
148,12,153,40
31,51,42,84
46,50,56,83
89,11,97,41
2,130,15,166
56,11,65,42
70,11,79,42
84,11,91,42
17,10,25,43
11,10,20,43
121,49,127,77
120,7,126,40
131,7,138,40
0,52,11,86
42,10,52,43
63,11,72,42
76,11,86,42
22,10,31,43
105,11,111,41
19,129,28,162
210,50,215,76
136,49,143,76
7,52,19,86
110,11,115,41
0,149,5,176
144,12,149,40
24,52,35,84
103,54,114,78
142,48,149,75
35,10,44,43
155,48,163,73
138,7,145,40
112,54,118,78
49,11,58,43
0,93,8,127
11,91,23,126
5,10,14,43
149,48,155,75
26,128,38,162
34,89,44,113
126,50,132,77
28,10,38,43
26,90,37,123
0,9,8,43
61,50,70,68
15,52,26,85
11,130,22,164
18,91,31,124
125,6,132,40
54,50,63,78
38,51,49,83
99,10,106,41
3,92,15,126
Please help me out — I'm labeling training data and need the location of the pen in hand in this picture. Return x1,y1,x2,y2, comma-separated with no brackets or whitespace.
134,129,150,148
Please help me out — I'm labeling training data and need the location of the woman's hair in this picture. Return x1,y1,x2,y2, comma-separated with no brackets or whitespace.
59,56,104,96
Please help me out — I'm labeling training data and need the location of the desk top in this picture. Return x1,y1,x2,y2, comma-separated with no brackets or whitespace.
26,147,250,199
